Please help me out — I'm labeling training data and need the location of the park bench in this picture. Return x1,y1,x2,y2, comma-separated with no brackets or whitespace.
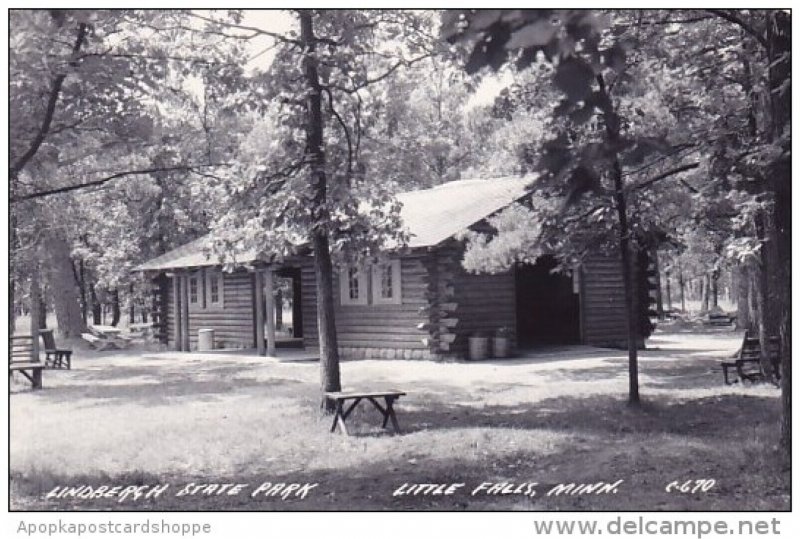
40,329,72,369
721,334,780,385
325,389,406,436
9,335,44,390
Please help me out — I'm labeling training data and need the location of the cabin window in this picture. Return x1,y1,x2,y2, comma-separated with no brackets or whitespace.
371,259,402,304
339,266,368,306
188,274,199,304
207,270,224,306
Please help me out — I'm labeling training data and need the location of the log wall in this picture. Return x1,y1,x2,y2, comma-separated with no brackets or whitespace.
165,269,255,350
580,253,628,347
300,256,431,359
444,244,517,358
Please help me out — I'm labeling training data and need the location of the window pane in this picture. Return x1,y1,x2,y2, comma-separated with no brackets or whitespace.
189,277,198,303
348,268,359,300
210,274,220,303
381,264,392,298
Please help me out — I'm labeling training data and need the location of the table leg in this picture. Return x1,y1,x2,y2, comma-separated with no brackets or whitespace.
330,400,344,433
342,397,362,421
385,397,400,433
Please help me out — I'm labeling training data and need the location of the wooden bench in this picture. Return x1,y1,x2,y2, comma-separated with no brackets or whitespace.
721,334,780,385
325,390,406,435
9,336,44,390
40,329,72,369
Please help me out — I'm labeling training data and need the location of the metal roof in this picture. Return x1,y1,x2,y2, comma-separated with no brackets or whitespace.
136,175,534,271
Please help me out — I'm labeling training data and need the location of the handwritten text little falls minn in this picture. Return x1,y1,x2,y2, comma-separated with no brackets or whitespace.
44,482,319,503
392,480,624,498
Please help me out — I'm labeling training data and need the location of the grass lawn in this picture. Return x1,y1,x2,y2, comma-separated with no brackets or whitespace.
9,325,789,511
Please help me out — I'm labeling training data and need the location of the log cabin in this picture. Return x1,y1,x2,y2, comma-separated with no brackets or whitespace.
136,176,631,359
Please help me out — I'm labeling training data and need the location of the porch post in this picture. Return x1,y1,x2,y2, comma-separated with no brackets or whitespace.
180,272,190,351
255,270,266,356
265,268,276,357
172,274,182,351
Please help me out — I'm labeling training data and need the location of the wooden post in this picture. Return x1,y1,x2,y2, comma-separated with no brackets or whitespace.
180,273,190,351
255,270,266,356
292,269,303,338
265,268,276,357
172,275,181,351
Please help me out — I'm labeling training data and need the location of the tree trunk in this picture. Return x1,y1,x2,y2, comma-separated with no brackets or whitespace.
300,10,342,412
754,211,777,382
110,288,121,326
596,73,639,406
653,250,664,319
38,290,48,329
10,212,18,335
90,282,102,325
765,10,791,460
10,276,16,335
711,269,719,308
78,258,87,324
30,261,41,360
735,266,753,331
129,283,136,324
43,232,85,337
665,270,672,311
678,268,686,312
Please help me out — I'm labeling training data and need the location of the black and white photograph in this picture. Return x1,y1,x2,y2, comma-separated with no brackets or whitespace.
5,4,792,528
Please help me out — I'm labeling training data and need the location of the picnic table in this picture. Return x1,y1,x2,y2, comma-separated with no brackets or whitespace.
92,325,123,336
128,322,154,339
325,390,406,435
82,326,132,350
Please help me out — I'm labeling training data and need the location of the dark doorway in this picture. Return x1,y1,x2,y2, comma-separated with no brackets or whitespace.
515,255,580,346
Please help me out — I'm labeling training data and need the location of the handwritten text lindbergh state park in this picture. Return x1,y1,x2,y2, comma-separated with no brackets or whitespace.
44,479,627,503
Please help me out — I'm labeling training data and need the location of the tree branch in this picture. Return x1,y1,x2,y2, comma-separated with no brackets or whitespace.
322,87,353,177
630,162,701,192
10,164,229,203
706,9,768,49
186,12,300,45
10,22,88,180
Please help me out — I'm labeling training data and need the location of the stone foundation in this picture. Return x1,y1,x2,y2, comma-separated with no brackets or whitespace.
337,346,449,361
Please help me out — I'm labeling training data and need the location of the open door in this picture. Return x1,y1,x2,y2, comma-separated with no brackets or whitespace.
515,255,581,347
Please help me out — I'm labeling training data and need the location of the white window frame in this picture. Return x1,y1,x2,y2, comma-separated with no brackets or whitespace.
206,269,224,307
371,259,402,305
339,266,369,306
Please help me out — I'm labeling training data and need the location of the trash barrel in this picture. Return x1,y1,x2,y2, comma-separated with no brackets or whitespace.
467,335,489,361
198,329,215,351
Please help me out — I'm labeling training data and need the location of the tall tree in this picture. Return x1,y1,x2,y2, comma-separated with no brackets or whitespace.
195,10,436,410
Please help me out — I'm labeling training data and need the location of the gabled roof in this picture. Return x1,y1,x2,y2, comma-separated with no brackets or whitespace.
135,236,260,272
397,175,533,248
136,175,534,271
